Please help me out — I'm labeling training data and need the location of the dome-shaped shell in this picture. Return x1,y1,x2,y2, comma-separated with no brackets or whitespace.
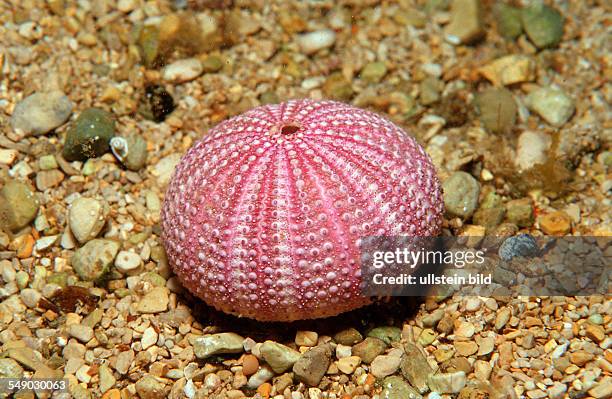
161,100,443,321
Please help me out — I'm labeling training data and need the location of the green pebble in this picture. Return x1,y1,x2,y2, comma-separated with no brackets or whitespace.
521,3,564,49
419,77,442,105
333,328,363,346
71,239,119,283
141,271,166,287
16,271,29,290
360,62,387,83
474,88,517,134
505,198,534,227
0,180,39,232
115,288,131,298
323,72,354,101
201,55,224,73
137,25,161,68
417,329,436,346
366,326,401,345
47,272,68,288
495,4,523,39
81,159,98,176
63,108,115,162
442,171,481,218
39,155,58,171
381,376,422,399
588,314,603,325
473,207,505,231
123,135,148,171
259,91,280,105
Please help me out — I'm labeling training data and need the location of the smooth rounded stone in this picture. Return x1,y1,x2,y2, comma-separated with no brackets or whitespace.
153,153,182,187
297,29,336,55
422,309,444,328
521,4,564,49
292,345,331,387
242,354,259,376
115,250,143,273
334,328,363,346
419,77,442,105
473,88,517,133
381,376,423,399
10,91,73,136
20,288,41,308
495,307,512,330
63,108,115,161
401,343,433,394
69,197,109,244
260,341,301,373
367,326,401,345
455,321,475,338
337,355,361,374
201,56,224,73
525,87,575,127
442,172,480,218
162,58,203,83
427,371,466,394
323,72,354,101
110,135,147,171
336,344,352,359
498,234,540,261
135,375,166,399
247,365,274,389
35,169,65,191
454,341,478,357
0,358,24,378
351,337,387,364
295,331,318,347
193,333,245,359
38,154,58,170
360,62,387,83
539,210,572,235
71,239,119,282
443,0,484,44
464,297,481,312
68,324,94,343
495,3,522,39
0,180,39,232
505,199,534,228
371,355,402,379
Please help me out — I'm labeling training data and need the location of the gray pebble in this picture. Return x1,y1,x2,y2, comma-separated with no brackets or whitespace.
498,234,540,261
442,172,481,218
10,91,73,136
71,239,119,282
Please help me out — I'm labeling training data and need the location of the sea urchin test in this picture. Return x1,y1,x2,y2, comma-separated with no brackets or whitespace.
161,99,443,321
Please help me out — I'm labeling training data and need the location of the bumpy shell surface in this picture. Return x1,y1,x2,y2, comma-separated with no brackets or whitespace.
161,100,443,321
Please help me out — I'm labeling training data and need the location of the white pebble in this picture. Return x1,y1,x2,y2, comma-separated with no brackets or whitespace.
115,250,143,273
162,58,204,83
297,29,336,55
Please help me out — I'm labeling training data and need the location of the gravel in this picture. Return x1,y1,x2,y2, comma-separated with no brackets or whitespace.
10,91,73,136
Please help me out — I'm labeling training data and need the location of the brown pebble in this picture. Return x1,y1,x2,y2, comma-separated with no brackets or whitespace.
539,211,571,235
242,354,259,376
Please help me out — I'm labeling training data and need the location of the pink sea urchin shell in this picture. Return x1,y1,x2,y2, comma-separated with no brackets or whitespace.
161,100,443,321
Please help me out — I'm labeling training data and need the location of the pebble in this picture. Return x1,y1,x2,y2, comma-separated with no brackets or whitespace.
547,382,567,399
295,331,318,347
334,328,363,345
589,378,612,399
10,91,73,136
0,358,25,378
455,321,475,338
498,234,540,261
516,130,552,171
193,333,245,359
38,154,58,170
526,87,575,127
115,250,143,273
110,135,148,171
201,55,224,73
351,337,387,364
20,288,41,308
442,172,480,218
137,286,170,314
115,350,134,374
479,55,535,87
297,29,336,55
292,345,331,387
135,375,165,399
427,371,466,394
323,72,354,101
68,324,94,343
505,198,534,227
371,355,402,378
360,62,387,83
260,341,301,373
336,344,352,359
0,180,39,231
162,58,204,83
381,376,423,399
585,324,605,343
153,153,182,187
495,3,522,39
401,343,433,394
242,354,259,376
36,169,64,191
69,197,109,244
71,239,119,282
455,341,478,356
444,0,483,44
247,365,274,389
62,108,115,161
476,336,495,356
141,327,158,350
140,85,175,122
367,326,401,345
521,3,564,48
539,211,572,235
0,149,18,166
419,77,442,105
337,355,361,374
474,88,517,133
